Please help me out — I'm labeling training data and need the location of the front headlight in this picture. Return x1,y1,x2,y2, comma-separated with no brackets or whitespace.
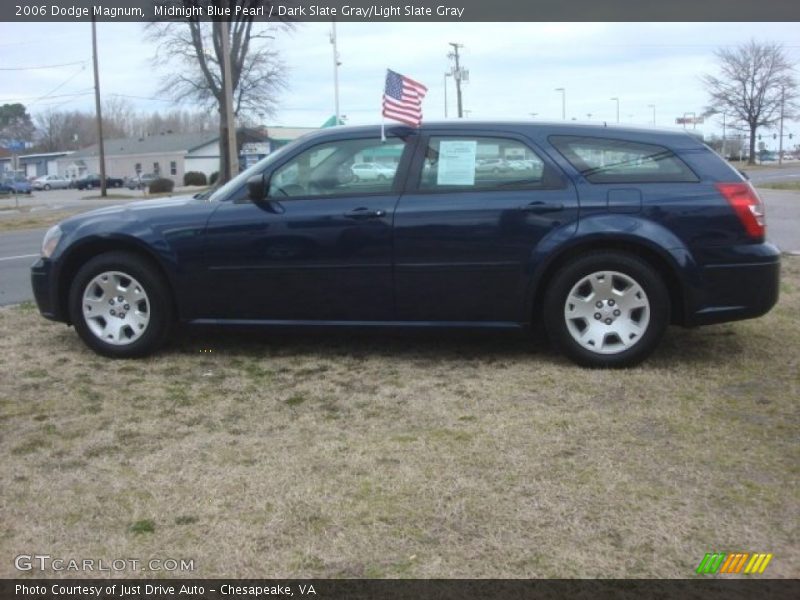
41,225,62,258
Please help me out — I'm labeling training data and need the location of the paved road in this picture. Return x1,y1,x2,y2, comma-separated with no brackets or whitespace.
0,228,43,305
1,188,798,307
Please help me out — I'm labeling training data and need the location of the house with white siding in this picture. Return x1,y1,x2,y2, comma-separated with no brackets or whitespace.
56,127,318,184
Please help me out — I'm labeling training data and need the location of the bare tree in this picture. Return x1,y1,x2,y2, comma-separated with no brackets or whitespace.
147,1,288,182
703,40,797,165
101,96,137,137
33,105,219,152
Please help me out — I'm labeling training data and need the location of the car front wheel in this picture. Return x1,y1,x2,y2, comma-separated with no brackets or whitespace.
68,252,173,358
543,251,669,368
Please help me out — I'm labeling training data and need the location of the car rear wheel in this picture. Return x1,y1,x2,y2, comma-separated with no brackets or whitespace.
68,252,173,358
543,251,669,368
44,184,51,191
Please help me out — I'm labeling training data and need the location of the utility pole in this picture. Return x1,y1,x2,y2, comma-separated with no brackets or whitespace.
330,22,340,125
220,5,238,180
721,111,727,158
778,86,785,166
611,97,619,123
648,104,656,126
91,14,106,197
448,42,464,118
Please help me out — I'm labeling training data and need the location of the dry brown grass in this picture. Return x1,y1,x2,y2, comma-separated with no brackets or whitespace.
0,211,78,233
1,259,798,579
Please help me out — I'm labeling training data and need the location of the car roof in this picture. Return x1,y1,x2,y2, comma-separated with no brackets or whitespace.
303,120,699,141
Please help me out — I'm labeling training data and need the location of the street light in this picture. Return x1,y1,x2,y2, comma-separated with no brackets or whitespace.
648,104,656,125
610,97,620,123
330,22,341,126
555,88,565,120
444,72,452,118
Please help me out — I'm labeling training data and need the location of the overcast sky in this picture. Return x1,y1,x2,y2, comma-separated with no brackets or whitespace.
1,21,798,143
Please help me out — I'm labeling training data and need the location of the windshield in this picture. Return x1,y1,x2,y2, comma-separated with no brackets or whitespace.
205,140,302,202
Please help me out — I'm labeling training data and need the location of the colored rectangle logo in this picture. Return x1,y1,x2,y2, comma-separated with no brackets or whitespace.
697,553,773,574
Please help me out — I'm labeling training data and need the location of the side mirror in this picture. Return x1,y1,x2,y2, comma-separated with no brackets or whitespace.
247,173,267,201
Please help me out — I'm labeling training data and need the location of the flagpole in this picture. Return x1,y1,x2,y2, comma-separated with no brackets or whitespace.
381,69,387,142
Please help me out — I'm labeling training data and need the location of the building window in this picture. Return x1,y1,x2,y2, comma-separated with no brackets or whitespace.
170,161,177,176
153,162,160,175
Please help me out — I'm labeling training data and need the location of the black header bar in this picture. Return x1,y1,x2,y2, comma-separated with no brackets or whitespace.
1,0,799,23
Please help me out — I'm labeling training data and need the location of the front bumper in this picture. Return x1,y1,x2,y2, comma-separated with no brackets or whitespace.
31,257,64,322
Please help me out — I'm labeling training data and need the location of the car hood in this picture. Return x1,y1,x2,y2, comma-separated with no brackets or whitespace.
60,195,205,226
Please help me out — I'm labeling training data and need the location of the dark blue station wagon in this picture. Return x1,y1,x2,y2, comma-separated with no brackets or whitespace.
31,122,780,367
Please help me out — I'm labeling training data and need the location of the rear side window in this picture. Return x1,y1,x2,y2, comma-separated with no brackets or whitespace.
550,135,698,183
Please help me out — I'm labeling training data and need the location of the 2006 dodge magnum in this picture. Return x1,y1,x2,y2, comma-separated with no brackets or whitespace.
31,122,780,367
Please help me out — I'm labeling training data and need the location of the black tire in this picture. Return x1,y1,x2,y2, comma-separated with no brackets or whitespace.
44,184,51,191
68,251,173,358
543,251,670,368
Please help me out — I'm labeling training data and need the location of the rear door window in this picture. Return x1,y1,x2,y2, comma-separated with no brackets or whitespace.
550,135,698,183
418,136,563,192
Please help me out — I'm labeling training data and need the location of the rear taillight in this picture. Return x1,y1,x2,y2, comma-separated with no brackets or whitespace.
716,182,766,241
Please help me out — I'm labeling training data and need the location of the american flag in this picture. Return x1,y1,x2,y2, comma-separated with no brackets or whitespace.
382,69,428,128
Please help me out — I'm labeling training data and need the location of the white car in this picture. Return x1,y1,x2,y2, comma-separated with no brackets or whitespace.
33,175,71,190
351,162,396,182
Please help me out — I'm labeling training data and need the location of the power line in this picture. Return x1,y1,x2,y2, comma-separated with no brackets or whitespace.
27,66,90,108
0,60,89,71
0,89,94,103
107,93,173,103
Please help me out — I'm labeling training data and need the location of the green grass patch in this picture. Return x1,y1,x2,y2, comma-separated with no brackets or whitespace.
129,519,155,534
758,180,800,191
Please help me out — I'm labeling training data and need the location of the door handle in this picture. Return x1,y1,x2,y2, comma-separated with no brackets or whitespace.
517,201,564,213
344,207,386,219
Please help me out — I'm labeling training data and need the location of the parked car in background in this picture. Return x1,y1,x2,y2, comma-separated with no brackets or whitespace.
507,160,530,172
476,158,510,173
351,162,396,182
74,174,125,190
1,175,32,194
126,173,158,190
31,122,780,367
33,174,71,191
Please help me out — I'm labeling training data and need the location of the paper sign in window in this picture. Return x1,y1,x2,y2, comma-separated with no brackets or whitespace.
437,140,477,185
